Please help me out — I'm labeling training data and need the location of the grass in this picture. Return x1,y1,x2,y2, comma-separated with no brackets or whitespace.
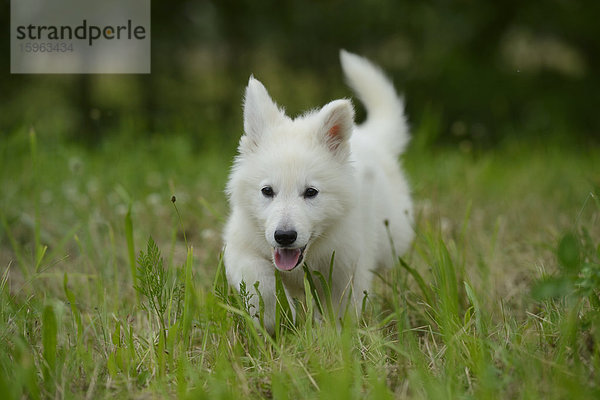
0,128,599,399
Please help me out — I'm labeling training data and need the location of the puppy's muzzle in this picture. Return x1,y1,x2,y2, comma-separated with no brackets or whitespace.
274,229,297,247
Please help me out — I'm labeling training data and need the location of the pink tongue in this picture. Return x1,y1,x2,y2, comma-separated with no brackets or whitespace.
274,248,301,271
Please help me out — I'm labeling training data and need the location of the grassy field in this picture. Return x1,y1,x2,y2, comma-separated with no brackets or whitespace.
0,129,599,399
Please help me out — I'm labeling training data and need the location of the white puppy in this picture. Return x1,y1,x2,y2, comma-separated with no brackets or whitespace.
223,50,413,332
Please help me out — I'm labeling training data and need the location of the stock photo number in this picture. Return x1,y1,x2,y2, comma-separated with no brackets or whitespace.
19,42,74,53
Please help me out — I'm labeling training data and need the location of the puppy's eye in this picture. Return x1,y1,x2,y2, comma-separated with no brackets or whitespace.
304,187,319,199
261,186,274,198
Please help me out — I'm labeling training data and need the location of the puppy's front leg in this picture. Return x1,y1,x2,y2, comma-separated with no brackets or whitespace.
224,246,295,334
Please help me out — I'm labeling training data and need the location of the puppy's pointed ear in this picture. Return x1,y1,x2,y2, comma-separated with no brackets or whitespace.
242,77,285,150
318,99,354,155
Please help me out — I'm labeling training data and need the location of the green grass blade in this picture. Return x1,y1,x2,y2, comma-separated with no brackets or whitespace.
253,281,265,329
312,270,335,322
0,210,29,279
63,273,83,346
34,244,47,273
399,257,433,306
212,253,228,300
125,205,136,287
218,302,275,352
45,222,81,265
302,265,324,316
42,304,58,386
275,269,294,338
29,128,42,272
181,246,194,341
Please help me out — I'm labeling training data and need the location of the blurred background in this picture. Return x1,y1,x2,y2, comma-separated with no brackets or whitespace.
1,0,599,150
1,4,600,398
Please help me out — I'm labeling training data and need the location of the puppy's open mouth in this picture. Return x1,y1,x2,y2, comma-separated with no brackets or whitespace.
273,246,305,271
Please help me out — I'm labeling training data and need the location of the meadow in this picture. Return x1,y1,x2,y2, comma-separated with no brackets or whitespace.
0,128,599,399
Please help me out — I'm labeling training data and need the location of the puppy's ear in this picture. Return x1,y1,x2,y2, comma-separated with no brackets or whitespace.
242,77,285,151
318,99,354,155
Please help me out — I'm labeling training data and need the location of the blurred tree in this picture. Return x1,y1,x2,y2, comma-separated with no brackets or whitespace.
2,0,598,147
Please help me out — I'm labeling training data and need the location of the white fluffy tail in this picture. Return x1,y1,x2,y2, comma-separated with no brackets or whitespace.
340,50,409,156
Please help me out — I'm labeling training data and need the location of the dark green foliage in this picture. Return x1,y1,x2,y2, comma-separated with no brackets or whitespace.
125,205,137,290
2,2,598,147
135,236,168,317
41,305,57,387
558,233,581,273
532,230,600,302
576,228,600,299
135,236,184,340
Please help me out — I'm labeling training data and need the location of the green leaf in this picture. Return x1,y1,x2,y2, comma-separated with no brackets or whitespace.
125,205,137,288
63,273,83,345
111,321,121,346
167,320,180,356
464,281,487,336
274,269,293,337
0,210,29,278
157,329,166,377
212,254,228,301
313,270,335,322
253,281,265,328
302,265,324,316
34,244,47,273
531,276,573,300
181,246,194,340
42,305,57,383
399,258,433,306
557,233,580,272
107,352,118,378
303,274,314,334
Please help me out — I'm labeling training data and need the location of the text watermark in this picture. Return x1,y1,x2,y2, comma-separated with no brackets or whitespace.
11,0,151,74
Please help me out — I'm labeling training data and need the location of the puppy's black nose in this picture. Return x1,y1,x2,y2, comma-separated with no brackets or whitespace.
274,230,297,246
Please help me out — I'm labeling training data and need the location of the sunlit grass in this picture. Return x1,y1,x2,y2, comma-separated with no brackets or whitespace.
0,129,598,399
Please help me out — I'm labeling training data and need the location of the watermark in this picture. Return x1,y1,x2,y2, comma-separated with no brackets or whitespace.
11,0,150,74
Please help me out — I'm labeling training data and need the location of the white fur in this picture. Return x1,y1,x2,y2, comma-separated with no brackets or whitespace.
223,50,414,332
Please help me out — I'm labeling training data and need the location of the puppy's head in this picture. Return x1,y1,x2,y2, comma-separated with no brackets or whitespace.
227,77,356,271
